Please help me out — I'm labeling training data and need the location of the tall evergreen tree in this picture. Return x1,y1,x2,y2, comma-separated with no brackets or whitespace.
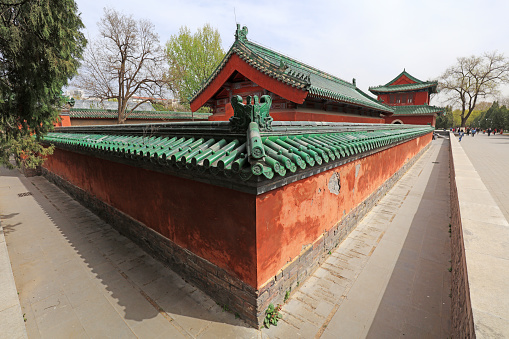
0,0,86,168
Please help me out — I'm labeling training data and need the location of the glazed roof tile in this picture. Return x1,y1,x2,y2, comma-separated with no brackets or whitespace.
393,104,445,116
43,121,432,184
369,70,438,94
191,26,394,114
69,109,211,120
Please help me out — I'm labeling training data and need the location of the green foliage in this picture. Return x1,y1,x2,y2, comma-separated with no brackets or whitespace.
284,289,291,303
264,303,282,328
435,106,453,129
166,24,225,104
0,0,86,167
470,101,509,130
439,52,509,127
0,134,54,169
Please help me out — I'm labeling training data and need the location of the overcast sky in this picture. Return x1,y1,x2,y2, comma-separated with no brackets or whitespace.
74,0,509,105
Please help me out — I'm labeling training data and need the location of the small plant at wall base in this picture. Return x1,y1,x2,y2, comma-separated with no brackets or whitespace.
284,289,291,303
264,303,282,328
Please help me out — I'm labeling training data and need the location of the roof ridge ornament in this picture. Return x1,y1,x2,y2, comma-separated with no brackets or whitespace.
230,95,273,132
235,24,248,42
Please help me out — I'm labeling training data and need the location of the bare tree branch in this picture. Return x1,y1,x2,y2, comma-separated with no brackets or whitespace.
439,51,509,127
72,8,168,124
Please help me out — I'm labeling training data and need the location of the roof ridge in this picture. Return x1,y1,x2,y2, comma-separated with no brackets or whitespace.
244,40,354,88
386,70,423,86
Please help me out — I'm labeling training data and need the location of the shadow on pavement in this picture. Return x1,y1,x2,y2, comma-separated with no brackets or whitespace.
366,139,452,338
12,170,250,330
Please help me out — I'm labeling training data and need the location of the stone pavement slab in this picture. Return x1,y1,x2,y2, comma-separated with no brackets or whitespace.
0,167,262,339
0,178,28,339
1,138,451,338
458,133,509,222
263,139,451,339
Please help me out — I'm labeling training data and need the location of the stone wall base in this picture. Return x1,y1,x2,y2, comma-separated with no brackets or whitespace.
42,142,430,328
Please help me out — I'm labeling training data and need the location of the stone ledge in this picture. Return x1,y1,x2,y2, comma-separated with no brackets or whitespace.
449,132,509,338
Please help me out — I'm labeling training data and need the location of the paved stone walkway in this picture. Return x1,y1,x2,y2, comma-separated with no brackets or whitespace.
1,138,451,338
264,138,451,338
457,133,509,222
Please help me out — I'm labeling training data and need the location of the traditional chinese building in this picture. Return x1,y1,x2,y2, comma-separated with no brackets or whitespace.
57,108,210,126
190,25,394,124
369,70,445,126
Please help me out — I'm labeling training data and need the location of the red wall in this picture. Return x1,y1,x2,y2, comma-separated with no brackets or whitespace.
43,150,258,287
385,115,435,127
378,91,429,106
43,132,431,290
209,105,383,124
415,91,429,105
255,133,432,287
55,114,71,127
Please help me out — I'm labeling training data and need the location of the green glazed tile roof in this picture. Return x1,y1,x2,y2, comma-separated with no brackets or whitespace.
69,109,211,120
393,105,445,116
369,70,438,94
191,26,394,114
43,122,432,183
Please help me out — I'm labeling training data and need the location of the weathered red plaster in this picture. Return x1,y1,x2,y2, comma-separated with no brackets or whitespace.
255,133,432,287
43,132,431,290
208,106,383,124
385,115,436,127
55,114,71,127
43,151,258,287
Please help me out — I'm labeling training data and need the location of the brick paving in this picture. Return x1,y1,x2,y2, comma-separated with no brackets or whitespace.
457,133,509,222
0,138,451,338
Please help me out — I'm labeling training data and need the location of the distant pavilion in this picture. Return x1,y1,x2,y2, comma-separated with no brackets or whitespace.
369,70,445,126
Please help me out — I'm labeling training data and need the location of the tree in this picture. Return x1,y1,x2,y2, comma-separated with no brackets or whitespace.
435,106,453,129
439,51,509,127
166,24,225,106
0,0,86,168
75,8,167,124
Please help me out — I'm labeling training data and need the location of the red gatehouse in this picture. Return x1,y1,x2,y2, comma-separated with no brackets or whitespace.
190,25,394,124
369,70,445,126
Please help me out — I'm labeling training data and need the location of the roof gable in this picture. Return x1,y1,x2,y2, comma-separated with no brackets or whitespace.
386,70,423,86
190,25,394,114
369,70,438,95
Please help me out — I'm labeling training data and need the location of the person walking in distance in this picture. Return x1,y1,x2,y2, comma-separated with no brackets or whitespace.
459,130,464,142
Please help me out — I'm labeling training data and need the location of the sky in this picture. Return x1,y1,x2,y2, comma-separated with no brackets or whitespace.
74,0,509,106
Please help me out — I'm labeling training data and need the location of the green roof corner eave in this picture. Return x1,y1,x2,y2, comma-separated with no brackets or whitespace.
369,70,439,95
369,82,438,95
189,41,310,111
392,104,445,116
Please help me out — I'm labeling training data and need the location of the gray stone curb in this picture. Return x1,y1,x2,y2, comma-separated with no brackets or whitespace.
449,131,509,338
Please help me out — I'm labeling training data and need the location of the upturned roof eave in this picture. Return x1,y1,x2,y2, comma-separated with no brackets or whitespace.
369,82,438,95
